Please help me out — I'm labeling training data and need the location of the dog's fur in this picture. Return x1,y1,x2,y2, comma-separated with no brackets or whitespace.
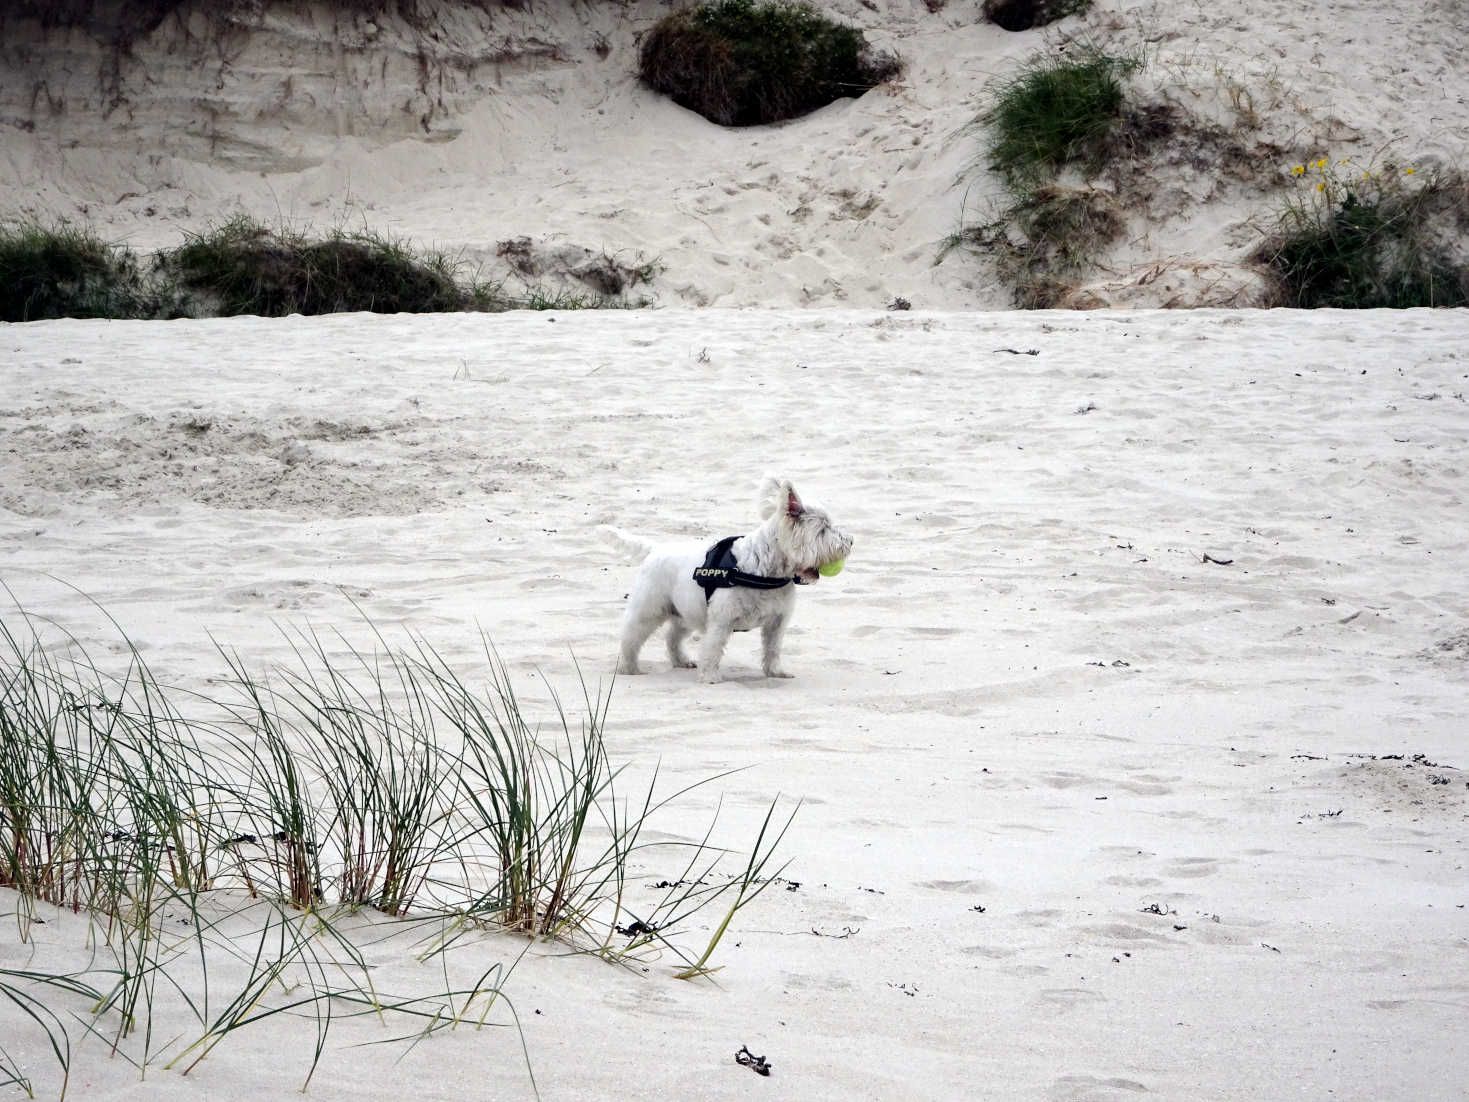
602,475,853,683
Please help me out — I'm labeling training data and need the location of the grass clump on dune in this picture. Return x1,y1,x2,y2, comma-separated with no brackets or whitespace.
982,45,1141,192
945,43,1140,306
165,217,479,317
1255,158,1469,308
0,221,158,323
0,215,654,322
639,0,900,126
981,0,1092,33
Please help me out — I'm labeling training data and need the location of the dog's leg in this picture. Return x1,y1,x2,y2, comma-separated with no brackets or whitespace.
697,618,735,684
665,619,696,669
760,615,793,678
616,607,665,675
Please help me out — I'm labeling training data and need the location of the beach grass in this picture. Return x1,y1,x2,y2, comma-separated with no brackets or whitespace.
943,43,1142,305
638,0,900,127
0,221,158,323
672,795,798,979
0,599,793,1094
165,217,473,317
982,0,1092,32
1255,159,1469,308
0,215,654,321
981,45,1141,194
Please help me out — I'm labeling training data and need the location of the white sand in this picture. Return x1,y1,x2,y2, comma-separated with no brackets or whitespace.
2,307,1467,1099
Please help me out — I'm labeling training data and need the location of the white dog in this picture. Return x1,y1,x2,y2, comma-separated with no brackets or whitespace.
602,475,853,683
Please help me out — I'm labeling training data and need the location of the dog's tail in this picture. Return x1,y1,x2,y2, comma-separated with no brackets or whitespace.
597,525,654,563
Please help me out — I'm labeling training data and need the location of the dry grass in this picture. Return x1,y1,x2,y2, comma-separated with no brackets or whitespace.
949,185,1125,307
1,601,795,1092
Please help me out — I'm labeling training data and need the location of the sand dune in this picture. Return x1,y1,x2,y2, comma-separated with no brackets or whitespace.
3,0,1466,308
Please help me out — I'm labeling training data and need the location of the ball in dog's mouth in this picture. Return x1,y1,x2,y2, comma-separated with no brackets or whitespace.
817,557,845,577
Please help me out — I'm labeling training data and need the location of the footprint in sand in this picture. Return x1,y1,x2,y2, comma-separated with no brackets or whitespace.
222,579,334,610
1113,775,1177,796
1015,908,1065,926
1102,874,1165,889
1040,771,1089,789
1082,921,1172,944
1162,856,1230,879
1046,1074,1149,1100
919,878,997,894
1034,988,1107,1011
959,944,1017,960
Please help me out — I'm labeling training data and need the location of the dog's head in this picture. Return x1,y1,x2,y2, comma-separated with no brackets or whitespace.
757,474,854,583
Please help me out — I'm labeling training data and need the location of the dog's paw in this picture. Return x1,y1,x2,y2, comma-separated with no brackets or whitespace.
764,668,794,679
698,670,724,684
670,656,697,669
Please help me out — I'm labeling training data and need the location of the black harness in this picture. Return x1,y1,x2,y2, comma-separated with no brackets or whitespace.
693,536,797,603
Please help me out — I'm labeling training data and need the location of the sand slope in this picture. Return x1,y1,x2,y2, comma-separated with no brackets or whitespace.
2,307,1467,1098
2,0,1467,308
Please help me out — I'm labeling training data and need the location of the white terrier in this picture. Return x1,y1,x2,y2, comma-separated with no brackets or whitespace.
602,475,853,683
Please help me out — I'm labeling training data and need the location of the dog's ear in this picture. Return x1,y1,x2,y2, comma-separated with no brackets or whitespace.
757,473,790,520
785,486,805,519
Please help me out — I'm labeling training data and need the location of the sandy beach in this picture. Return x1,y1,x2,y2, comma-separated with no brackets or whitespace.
3,307,1467,1099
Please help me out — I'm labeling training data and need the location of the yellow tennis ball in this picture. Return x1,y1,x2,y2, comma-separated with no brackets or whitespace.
818,558,845,577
